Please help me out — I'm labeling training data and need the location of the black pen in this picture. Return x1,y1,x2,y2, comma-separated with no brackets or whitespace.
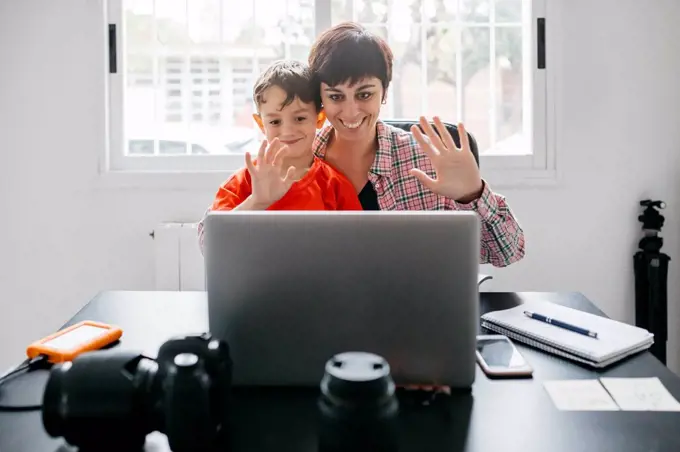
524,311,598,338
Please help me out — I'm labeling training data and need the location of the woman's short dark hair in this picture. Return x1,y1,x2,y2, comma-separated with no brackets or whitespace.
308,22,393,98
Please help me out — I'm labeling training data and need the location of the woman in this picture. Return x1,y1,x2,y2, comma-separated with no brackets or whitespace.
306,21,525,268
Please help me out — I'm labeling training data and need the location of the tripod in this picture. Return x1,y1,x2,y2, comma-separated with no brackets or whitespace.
634,200,670,365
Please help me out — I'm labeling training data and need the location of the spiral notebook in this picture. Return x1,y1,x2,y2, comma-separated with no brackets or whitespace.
481,300,654,368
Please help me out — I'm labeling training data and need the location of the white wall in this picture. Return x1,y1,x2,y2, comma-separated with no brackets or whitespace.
2,0,680,372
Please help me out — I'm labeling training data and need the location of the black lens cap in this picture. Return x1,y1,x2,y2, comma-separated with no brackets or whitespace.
320,352,395,409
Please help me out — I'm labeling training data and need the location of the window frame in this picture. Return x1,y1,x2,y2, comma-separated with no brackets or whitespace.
102,0,557,188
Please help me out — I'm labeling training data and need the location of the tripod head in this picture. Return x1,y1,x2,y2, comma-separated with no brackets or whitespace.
639,200,666,231
638,200,666,252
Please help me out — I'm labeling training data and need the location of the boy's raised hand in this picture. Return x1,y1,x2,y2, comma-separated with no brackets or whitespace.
245,138,298,209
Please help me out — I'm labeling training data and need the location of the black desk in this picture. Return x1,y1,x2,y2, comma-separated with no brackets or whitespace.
1,291,680,452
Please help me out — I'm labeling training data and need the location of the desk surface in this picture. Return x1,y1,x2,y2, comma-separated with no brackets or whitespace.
1,291,680,452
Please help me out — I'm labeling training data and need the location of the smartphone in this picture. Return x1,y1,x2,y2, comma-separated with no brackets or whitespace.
476,334,533,378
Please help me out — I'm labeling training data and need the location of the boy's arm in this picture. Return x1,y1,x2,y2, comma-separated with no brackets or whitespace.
197,169,255,254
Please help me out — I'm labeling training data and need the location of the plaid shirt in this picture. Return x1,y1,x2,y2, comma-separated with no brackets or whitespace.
198,120,525,267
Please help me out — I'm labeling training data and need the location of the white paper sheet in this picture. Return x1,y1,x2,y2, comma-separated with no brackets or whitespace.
599,377,680,411
543,379,620,411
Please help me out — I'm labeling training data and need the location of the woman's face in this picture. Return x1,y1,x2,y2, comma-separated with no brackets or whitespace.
320,76,384,143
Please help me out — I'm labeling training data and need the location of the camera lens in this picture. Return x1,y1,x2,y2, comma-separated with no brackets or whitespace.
41,351,157,450
318,352,399,452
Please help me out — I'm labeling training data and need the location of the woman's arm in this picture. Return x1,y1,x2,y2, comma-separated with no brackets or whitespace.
196,208,210,255
446,181,525,267
407,116,525,267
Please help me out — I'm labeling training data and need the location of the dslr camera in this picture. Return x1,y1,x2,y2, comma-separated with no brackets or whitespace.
41,332,232,451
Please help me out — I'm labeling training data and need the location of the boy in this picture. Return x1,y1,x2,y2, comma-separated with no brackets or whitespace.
197,60,362,250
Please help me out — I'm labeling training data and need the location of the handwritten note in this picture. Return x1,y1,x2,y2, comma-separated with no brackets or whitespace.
543,379,620,411
599,377,680,411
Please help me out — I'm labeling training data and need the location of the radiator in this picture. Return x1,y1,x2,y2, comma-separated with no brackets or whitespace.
153,222,205,291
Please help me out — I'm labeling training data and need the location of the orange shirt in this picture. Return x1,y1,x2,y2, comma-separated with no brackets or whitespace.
210,156,363,211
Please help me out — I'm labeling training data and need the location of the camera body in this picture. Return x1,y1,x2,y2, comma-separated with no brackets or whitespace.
41,332,232,451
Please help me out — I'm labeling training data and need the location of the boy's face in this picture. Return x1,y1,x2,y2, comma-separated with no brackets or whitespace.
253,85,324,160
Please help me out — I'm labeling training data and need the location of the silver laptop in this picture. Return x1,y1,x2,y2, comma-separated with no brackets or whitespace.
204,211,479,388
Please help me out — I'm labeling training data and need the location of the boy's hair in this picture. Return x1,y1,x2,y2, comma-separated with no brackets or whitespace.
253,60,321,113
308,22,393,100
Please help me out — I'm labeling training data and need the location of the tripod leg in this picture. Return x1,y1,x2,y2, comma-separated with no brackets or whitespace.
634,251,669,365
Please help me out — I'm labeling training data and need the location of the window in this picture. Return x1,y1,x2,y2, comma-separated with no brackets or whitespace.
106,0,553,183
